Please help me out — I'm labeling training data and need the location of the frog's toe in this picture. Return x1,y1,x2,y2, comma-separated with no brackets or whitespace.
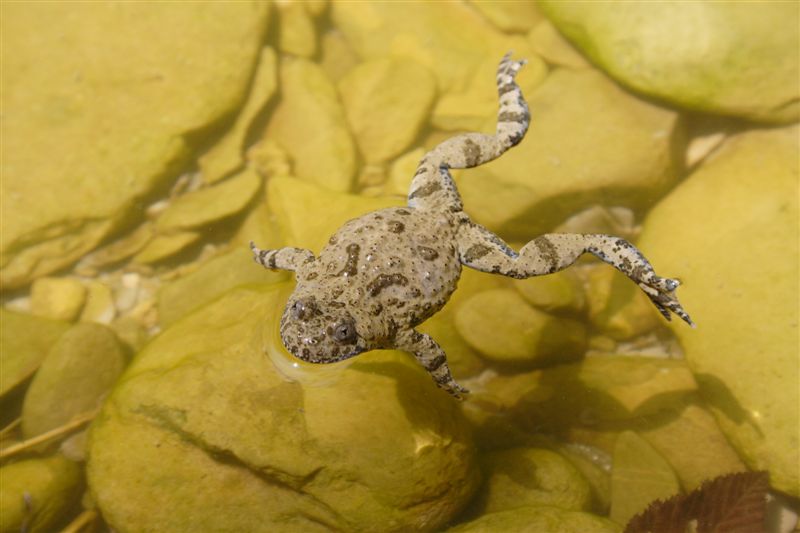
638,278,695,327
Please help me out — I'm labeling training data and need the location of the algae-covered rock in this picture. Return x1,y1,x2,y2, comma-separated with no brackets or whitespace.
265,58,356,192
268,175,401,253
469,353,744,492
585,266,661,341
339,58,437,164
460,68,684,239
477,448,591,513
132,231,201,264
455,288,586,368
512,270,585,315
635,125,800,496
0,310,69,398
609,431,680,526
199,48,278,184
30,277,87,322
386,147,426,197
431,50,547,133
528,21,590,69
157,246,287,327
539,2,800,123
0,455,83,533
320,29,360,83
467,0,544,33
331,2,541,93
449,505,620,533
22,322,127,438
276,1,317,58
1,2,270,288
79,280,116,325
157,168,262,231
88,285,478,532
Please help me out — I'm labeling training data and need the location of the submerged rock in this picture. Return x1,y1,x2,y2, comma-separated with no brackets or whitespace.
156,168,262,231
0,310,69,399
88,285,478,532
476,447,591,514
463,355,743,490
539,2,800,123
22,322,127,438
467,0,544,34
460,68,684,239
265,59,356,192
609,430,680,526
1,2,270,288
449,505,620,533
455,288,586,368
0,455,83,533
636,125,800,496
199,48,278,184
30,277,87,322
339,58,437,164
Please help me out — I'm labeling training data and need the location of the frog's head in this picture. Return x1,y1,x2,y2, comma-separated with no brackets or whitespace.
279,294,367,363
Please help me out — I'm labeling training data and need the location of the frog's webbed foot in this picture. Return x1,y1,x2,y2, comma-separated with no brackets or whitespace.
396,329,469,399
250,241,314,272
456,222,695,327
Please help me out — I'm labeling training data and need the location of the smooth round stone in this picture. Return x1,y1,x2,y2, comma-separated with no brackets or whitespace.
30,277,87,322
88,284,479,532
636,125,799,496
448,505,620,533
22,322,127,438
477,447,591,513
455,288,587,368
2,2,270,288
0,455,83,532
539,2,799,123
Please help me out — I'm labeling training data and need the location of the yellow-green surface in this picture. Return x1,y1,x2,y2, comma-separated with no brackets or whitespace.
88,285,478,532
0,455,83,533
0,310,69,398
22,322,127,438
1,2,269,288
610,431,681,525
539,2,800,123
637,125,800,496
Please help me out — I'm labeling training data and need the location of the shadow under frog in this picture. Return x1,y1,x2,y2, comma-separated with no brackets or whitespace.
252,54,694,399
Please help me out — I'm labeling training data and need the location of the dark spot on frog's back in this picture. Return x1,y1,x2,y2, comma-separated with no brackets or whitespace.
417,246,439,261
366,273,408,297
463,244,491,263
336,243,360,277
463,137,482,167
387,221,405,233
408,181,442,200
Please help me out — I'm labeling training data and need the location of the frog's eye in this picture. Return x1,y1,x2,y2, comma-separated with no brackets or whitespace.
330,318,357,344
290,298,317,321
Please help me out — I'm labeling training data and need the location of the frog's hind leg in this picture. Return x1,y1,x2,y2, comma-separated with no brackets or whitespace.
456,222,695,326
250,241,314,272
395,329,469,399
408,53,530,212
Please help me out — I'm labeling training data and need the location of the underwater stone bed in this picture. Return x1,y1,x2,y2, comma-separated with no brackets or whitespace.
1,2,798,532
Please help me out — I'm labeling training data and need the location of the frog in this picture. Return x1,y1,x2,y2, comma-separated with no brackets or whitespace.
251,53,694,398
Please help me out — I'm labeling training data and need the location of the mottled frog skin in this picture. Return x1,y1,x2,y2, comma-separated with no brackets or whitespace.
252,54,693,398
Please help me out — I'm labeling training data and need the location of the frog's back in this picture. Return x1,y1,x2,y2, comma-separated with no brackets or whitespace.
316,206,461,329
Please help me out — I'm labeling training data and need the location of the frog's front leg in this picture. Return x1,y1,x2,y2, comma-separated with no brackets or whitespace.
395,329,469,399
456,222,694,326
250,241,314,272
